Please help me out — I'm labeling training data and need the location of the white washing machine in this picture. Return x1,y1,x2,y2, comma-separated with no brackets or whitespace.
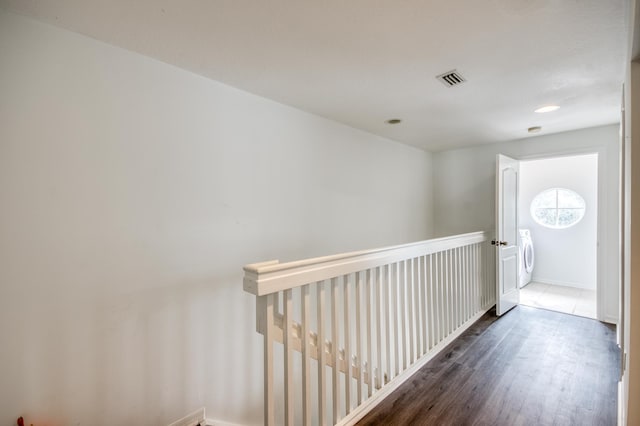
519,229,535,288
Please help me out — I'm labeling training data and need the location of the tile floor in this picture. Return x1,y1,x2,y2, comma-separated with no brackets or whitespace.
519,281,597,319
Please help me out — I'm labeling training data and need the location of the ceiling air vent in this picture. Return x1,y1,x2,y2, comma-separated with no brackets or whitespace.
436,70,466,87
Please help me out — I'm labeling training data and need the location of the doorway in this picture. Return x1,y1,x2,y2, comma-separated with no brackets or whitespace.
517,153,599,319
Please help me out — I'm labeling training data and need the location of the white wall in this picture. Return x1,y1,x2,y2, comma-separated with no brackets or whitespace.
519,155,598,289
0,11,433,426
433,125,620,323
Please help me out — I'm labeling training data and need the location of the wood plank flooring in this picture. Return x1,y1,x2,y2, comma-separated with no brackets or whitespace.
357,306,619,426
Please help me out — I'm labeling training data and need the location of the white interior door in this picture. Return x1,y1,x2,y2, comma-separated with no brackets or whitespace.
495,154,520,315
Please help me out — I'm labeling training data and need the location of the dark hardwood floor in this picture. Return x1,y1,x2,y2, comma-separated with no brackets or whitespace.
357,306,620,426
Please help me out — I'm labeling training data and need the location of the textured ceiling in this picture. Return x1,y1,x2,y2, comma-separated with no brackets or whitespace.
0,0,628,151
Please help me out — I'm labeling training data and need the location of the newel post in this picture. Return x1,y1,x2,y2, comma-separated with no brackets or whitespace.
244,260,279,426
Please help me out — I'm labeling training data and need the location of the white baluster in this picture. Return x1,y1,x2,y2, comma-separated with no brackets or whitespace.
434,252,439,346
448,249,453,334
443,250,449,338
415,257,422,357
427,254,434,350
458,248,463,324
385,264,392,382
414,257,420,356
476,245,480,309
454,247,461,328
464,246,470,320
450,250,455,332
366,268,373,398
355,271,363,405
263,294,275,426
283,289,294,426
422,255,429,352
413,257,420,358
445,251,451,335
443,250,448,336
486,243,490,304
481,243,487,307
375,266,383,390
400,261,407,371
452,248,458,328
317,281,327,426
407,258,415,365
449,249,455,330
344,274,352,415
468,246,473,318
438,252,447,342
331,277,339,424
392,263,399,377
483,243,486,306
477,245,481,308
474,245,478,312
301,285,311,425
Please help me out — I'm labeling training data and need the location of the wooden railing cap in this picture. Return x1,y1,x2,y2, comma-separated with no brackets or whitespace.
243,230,493,296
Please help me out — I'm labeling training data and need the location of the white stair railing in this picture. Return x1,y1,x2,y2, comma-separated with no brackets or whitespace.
243,231,496,426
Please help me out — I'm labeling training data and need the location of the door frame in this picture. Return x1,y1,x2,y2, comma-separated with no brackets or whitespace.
509,147,609,322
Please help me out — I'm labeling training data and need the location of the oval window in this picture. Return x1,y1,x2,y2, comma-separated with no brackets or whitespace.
530,188,586,229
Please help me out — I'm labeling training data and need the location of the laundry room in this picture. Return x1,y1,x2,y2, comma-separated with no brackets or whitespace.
518,153,598,318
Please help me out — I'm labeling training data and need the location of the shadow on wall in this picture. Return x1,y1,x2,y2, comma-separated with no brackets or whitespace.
433,150,495,237
4,275,263,426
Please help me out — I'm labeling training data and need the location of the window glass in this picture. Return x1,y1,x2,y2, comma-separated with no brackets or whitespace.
531,190,556,209
530,188,585,229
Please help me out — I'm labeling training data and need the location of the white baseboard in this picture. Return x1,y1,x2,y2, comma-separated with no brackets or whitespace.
618,380,626,426
169,408,206,426
206,419,250,426
604,314,618,325
532,277,595,290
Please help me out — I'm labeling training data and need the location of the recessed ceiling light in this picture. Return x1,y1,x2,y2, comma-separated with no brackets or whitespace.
534,105,560,113
386,119,402,124
528,126,542,133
